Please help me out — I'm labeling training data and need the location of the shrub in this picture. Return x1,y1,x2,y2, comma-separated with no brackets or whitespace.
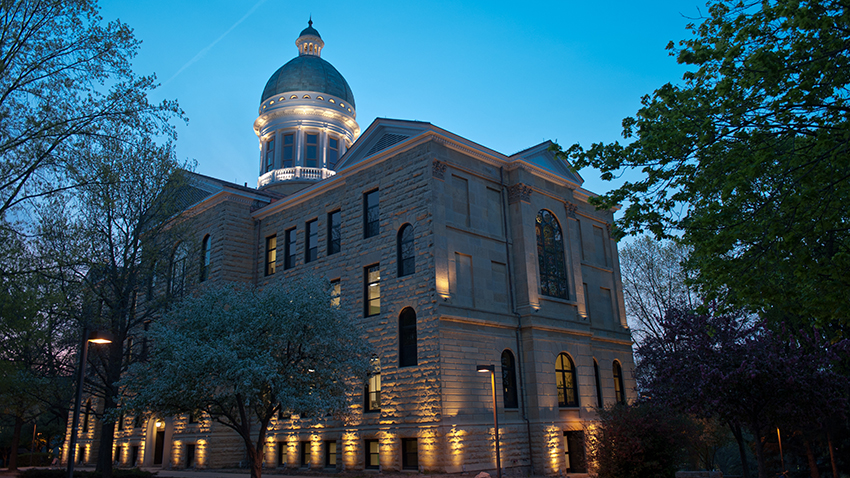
588,401,700,478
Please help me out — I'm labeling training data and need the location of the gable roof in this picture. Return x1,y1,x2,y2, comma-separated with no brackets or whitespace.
508,141,584,186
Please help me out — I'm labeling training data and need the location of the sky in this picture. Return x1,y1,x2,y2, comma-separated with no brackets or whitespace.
98,0,702,196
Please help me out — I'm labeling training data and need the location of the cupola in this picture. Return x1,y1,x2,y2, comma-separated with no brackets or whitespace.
254,20,360,195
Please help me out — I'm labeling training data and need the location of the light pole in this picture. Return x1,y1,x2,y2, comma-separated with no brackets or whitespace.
477,364,502,478
67,329,112,478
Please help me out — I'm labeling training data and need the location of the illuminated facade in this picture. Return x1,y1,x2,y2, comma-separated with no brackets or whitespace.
66,22,635,476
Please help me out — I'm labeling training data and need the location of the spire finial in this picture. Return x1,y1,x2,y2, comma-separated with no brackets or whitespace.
308,16,312,27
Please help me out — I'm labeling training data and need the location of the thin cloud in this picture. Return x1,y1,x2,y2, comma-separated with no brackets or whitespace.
163,0,269,86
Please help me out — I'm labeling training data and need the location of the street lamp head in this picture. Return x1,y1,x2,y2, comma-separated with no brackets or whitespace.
477,364,494,373
87,330,113,344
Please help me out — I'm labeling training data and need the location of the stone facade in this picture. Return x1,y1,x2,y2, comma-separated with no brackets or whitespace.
64,23,635,478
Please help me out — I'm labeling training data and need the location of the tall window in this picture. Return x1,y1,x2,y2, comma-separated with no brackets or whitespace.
594,359,604,408
265,235,277,276
327,136,339,169
364,189,379,238
200,235,211,282
282,133,294,168
305,219,317,263
265,136,275,172
564,431,587,473
365,440,379,469
324,441,337,468
365,356,381,412
613,361,626,404
501,350,518,409
330,279,340,307
300,441,311,467
170,242,189,297
399,307,417,367
327,210,341,255
556,353,578,407
278,442,286,466
536,210,568,299
365,264,380,316
284,228,296,270
397,224,414,276
401,438,418,470
305,133,318,167
82,399,91,434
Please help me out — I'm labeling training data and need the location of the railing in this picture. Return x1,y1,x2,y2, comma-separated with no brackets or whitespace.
257,167,336,187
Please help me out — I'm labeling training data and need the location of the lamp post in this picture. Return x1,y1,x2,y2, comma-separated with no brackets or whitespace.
477,364,502,478
67,329,112,478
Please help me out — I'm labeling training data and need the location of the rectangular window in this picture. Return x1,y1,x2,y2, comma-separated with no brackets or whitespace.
265,136,275,172
306,219,318,263
327,210,341,254
188,410,199,424
300,441,311,468
265,235,277,276
583,283,592,321
563,431,587,473
284,228,296,270
491,261,508,306
305,133,318,167
365,264,380,316
186,444,196,468
330,279,340,307
365,440,379,469
365,357,381,412
324,441,337,468
364,189,379,238
401,438,418,470
282,133,294,168
485,187,503,236
278,442,286,466
327,137,339,169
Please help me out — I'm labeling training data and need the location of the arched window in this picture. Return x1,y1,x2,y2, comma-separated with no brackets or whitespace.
170,242,189,297
365,356,381,412
536,210,568,299
593,359,603,408
613,361,626,404
501,350,518,409
555,353,578,407
399,307,417,367
397,224,414,277
199,235,211,282
82,399,91,434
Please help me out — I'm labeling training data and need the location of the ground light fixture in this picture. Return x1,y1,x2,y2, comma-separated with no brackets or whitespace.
477,364,502,478
67,329,113,478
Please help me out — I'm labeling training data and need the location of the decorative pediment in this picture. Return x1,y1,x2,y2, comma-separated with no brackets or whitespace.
508,141,584,186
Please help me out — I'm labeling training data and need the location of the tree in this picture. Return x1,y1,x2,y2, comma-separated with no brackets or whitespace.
556,0,850,332
121,278,372,478
619,236,697,345
0,0,180,226
588,401,701,478
0,240,76,471
636,305,850,478
42,133,189,478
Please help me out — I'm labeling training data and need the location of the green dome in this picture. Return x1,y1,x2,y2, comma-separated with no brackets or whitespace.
260,55,355,108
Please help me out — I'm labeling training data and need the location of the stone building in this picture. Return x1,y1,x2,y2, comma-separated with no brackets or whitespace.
67,21,635,476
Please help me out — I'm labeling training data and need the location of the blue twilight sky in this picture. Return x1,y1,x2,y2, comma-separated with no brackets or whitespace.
99,0,701,196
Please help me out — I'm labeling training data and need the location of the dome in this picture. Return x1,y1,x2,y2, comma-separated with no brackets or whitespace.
299,24,321,38
260,55,355,108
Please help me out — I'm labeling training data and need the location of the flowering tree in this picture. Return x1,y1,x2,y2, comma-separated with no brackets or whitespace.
121,278,372,478
637,306,850,478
